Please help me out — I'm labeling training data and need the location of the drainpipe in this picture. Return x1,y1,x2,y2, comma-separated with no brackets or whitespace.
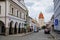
5,0,7,35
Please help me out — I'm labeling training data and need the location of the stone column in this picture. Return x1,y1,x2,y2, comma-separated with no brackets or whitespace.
12,28,14,34
20,28,22,33
5,27,9,36
17,28,18,34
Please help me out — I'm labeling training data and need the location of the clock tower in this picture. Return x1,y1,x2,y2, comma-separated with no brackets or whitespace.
38,12,45,28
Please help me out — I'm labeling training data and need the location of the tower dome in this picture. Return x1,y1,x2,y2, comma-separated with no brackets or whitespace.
38,12,44,19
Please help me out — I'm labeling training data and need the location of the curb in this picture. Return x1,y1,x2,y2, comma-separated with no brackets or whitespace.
50,33,56,39
21,32,33,37
9,32,33,37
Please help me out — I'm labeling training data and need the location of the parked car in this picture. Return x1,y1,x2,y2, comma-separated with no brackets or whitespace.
44,28,50,34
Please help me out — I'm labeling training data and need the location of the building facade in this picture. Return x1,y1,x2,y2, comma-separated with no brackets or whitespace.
32,19,39,31
54,0,60,31
0,0,28,35
27,16,39,32
28,17,33,27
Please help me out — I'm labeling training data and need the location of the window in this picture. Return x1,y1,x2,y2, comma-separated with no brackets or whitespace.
20,12,21,18
0,6,1,14
17,10,18,17
18,11,20,17
24,13,25,19
12,8,13,15
59,5,60,7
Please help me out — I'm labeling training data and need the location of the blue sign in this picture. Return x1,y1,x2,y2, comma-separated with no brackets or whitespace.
54,19,58,26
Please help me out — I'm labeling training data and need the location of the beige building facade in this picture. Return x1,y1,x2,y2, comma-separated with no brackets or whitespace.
0,0,28,35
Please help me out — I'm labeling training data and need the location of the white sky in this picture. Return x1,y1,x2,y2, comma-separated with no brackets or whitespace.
24,0,54,22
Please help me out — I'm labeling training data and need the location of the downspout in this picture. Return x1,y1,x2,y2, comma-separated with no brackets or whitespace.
5,0,7,35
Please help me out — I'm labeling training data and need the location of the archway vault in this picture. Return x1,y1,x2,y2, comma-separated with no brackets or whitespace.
18,23,21,33
14,22,18,34
0,21,5,35
9,21,14,35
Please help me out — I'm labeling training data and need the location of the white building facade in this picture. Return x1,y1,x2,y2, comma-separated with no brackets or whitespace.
54,0,60,31
28,17,38,31
28,17,33,27
0,0,28,35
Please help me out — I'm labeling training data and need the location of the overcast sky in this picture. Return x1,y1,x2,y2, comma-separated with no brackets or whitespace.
24,0,54,22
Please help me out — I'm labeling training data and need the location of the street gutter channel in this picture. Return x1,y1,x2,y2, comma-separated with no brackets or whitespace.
50,34,56,39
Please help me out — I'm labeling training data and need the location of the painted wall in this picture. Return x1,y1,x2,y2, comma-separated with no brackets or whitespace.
54,0,60,31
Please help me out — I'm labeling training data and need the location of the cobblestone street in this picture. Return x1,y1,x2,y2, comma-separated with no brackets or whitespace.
0,30,55,40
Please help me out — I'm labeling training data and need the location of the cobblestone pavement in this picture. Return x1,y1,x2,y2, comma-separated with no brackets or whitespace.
0,30,54,40
50,31,60,40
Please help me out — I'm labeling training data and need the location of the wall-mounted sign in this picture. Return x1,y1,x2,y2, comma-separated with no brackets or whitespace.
54,19,58,26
